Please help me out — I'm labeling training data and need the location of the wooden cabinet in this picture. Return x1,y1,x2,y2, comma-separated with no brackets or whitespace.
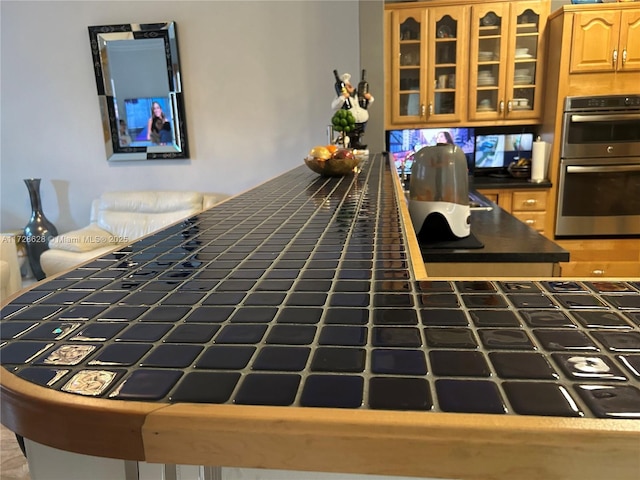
477,188,549,234
468,1,549,123
570,8,640,74
387,6,468,125
556,238,640,278
385,0,549,129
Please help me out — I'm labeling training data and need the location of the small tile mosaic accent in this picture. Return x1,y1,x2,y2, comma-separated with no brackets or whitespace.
1,155,640,419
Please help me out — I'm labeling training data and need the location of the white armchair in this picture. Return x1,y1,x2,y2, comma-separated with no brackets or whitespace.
1,233,23,304
40,191,227,278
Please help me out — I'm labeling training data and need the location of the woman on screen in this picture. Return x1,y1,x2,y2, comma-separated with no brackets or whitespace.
436,130,454,145
147,101,172,145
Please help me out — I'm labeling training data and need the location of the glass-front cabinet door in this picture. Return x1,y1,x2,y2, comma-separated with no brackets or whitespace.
506,2,547,120
427,7,468,123
390,9,427,124
469,1,547,122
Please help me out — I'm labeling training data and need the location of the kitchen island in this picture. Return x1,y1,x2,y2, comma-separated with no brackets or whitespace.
1,154,639,480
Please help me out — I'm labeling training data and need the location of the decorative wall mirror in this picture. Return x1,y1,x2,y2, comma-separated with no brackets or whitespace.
88,22,189,161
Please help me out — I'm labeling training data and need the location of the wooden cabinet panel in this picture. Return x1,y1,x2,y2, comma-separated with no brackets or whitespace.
512,190,547,211
557,238,640,278
512,211,545,232
561,261,640,278
569,8,640,74
384,0,550,128
570,10,620,73
620,9,640,71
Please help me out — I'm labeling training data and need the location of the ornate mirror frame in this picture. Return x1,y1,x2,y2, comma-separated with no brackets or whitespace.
88,22,189,161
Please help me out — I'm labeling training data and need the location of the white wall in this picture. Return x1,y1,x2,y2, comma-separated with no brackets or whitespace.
1,1,371,233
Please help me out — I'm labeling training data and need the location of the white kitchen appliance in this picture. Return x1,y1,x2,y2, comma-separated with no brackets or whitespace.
408,144,470,240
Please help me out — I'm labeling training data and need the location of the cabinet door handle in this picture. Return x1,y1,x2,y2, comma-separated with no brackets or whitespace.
525,219,535,225
499,100,504,113
421,104,426,117
507,100,513,113
592,269,605,276
428,103,433,116
525,199,537,206
613,49,618,67
622,48,627,66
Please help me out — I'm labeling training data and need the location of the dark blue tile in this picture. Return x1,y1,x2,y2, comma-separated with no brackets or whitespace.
461,294,508,309
169,372,240,403
478,329,535,350
318,326,367,346
139,306,191,322
266,325,316,345
374,309,418,325
436,379,505,414
276,308,323,324
533,329,599,352
0,321,39,340
164,324,219,343
371,349,427,375
110,369,183,400
575,384,640,419
469,310,521,327
140,344,204,368
372,327,421,347
489,352,558,379
310,347,365,372
520,310,574,328
300,374,363,408
234,373,301,406
369,377,432,411
430,350,491,376
88,343,153,366
195,345,256,369
0,342,53,364
324,308,369,325
420,309,468,326
592,331,640,353
69,323,126,341
115,323,173,342
424,328,478,349
184,306,234,323
16,367,69,387
229,307,278,323
252,346,310,371
503,382,582,417
215,325,267,344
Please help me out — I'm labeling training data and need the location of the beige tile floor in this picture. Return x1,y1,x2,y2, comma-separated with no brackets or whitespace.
0,424,30,480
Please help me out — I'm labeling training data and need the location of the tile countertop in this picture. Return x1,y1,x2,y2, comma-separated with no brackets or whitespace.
1,153,639,480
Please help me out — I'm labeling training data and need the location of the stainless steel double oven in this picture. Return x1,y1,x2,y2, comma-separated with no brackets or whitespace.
556,94,640,237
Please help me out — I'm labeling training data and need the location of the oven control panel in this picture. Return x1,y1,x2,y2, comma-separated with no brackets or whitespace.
565,94,640,111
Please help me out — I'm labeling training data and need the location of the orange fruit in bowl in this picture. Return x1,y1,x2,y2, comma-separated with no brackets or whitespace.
326,145,338,155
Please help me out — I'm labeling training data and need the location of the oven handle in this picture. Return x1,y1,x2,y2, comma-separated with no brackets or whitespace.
570,113,640,123
567,165,640,174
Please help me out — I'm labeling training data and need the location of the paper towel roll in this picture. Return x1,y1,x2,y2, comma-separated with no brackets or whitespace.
531,139,548,182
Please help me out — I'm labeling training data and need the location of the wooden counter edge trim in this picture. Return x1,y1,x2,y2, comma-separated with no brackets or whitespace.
0,367,165,460
388,156,429,280
142,403,640,480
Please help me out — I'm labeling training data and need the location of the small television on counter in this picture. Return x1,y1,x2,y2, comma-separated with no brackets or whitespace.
123,96,173,146
386,127,475,176
473,127,536,176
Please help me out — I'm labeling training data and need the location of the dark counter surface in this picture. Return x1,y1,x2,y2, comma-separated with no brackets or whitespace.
1,154,639,479
419,193,570,263
471,175,552,189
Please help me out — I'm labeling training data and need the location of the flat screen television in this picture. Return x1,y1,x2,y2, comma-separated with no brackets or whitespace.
473,128,535,174
122,97,173,146
386,127,475,176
